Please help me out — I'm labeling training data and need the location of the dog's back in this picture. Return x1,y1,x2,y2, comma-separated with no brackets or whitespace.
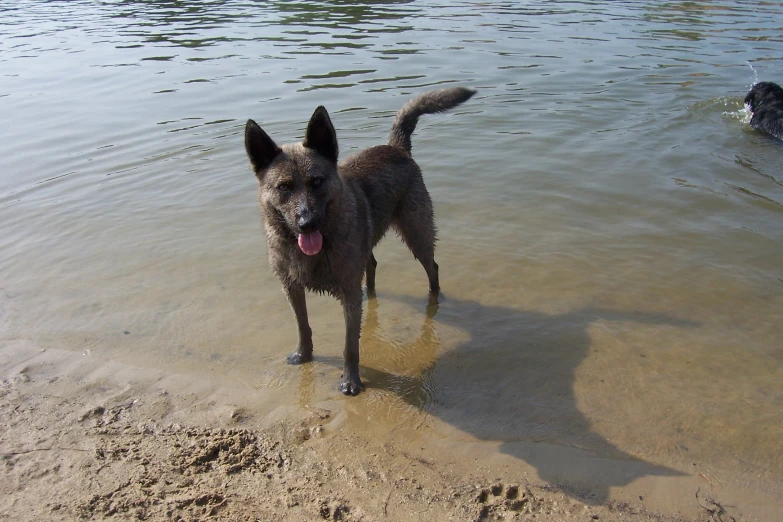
745,81,783,140
340,146,417,247
340,87,476,249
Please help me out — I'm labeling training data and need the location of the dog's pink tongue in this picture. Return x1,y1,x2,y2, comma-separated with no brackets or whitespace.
298,231,323,256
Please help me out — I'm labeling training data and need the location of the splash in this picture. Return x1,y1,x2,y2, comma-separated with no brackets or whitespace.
720,95,751,123
733,105,752,124
746,61,759,89
724,61,758,123
720,98,751,123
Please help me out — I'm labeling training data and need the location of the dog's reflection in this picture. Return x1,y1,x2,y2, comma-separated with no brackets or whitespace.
357,298,442,411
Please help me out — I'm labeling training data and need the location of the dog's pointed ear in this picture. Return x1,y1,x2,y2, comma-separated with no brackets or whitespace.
303,106,338,163
245,119,281,174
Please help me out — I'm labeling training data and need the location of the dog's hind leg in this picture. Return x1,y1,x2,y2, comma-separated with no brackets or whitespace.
283,283,314,364
365,253,378,297
394,188,440,296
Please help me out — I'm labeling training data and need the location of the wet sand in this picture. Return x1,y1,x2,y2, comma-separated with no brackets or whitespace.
1,339,766,522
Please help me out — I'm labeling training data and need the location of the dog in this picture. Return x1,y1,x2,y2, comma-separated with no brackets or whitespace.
244,87,475,395
744,81,783,140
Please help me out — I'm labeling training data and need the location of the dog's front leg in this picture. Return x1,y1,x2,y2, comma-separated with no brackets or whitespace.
338,287,364,395
284,283,313,365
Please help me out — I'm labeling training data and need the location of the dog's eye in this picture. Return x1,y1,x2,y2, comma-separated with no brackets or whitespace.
277,183,291,193
311,178,324,188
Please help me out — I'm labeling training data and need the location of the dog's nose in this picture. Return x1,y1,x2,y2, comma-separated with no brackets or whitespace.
297,213,318,232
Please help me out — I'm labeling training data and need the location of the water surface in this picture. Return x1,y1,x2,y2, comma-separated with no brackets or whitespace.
1,0,782,512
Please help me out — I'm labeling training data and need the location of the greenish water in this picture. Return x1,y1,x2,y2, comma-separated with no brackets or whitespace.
1,0,782,512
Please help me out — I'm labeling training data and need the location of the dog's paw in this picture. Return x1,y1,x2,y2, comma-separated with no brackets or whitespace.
287,351,313,365
338,375,364,396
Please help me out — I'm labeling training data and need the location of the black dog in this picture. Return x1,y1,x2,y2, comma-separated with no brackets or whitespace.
744,81,783,140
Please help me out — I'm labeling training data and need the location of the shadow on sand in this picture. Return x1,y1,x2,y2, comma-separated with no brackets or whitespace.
311,291,697,504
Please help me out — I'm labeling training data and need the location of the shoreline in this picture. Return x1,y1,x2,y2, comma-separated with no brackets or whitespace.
0,340,766,521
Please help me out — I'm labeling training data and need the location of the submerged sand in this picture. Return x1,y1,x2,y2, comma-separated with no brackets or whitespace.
0,340,755,521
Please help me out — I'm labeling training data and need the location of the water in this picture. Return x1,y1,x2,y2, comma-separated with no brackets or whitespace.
1,0,782,510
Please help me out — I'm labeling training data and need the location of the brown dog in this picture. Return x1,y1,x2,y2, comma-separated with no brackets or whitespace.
244,87,475,395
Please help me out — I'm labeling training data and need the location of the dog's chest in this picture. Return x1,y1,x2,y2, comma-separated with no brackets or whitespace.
293,261,337,295
271,247,340,295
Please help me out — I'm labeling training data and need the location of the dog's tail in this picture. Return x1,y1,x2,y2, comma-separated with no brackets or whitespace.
388,87,476,153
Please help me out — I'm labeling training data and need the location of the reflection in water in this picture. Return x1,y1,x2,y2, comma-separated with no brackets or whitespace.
360,298,442,412
297,362,317,408
271,0,417,27
91,0,419,52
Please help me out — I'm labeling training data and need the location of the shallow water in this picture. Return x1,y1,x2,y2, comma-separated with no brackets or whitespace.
1,0,782,509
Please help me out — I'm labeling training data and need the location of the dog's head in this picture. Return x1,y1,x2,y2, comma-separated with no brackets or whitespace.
744,81,783,114
244,106,342,256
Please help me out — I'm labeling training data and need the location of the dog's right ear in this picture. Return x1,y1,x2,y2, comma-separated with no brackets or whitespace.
245,119,281,174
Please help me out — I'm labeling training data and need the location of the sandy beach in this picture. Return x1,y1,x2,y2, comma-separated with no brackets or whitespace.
2,339,757,522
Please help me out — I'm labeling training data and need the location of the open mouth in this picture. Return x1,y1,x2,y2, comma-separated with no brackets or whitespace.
297,231,323,256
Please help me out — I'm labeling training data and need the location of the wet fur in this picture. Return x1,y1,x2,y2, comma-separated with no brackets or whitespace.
244,87,476,395
744,81,783,140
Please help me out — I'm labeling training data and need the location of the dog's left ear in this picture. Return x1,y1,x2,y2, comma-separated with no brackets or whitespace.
303,106,338,163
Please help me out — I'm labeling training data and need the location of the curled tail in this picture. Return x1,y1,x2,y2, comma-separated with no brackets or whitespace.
388,87,476,153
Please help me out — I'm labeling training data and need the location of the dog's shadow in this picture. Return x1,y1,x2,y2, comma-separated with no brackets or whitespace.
314,292,695,504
